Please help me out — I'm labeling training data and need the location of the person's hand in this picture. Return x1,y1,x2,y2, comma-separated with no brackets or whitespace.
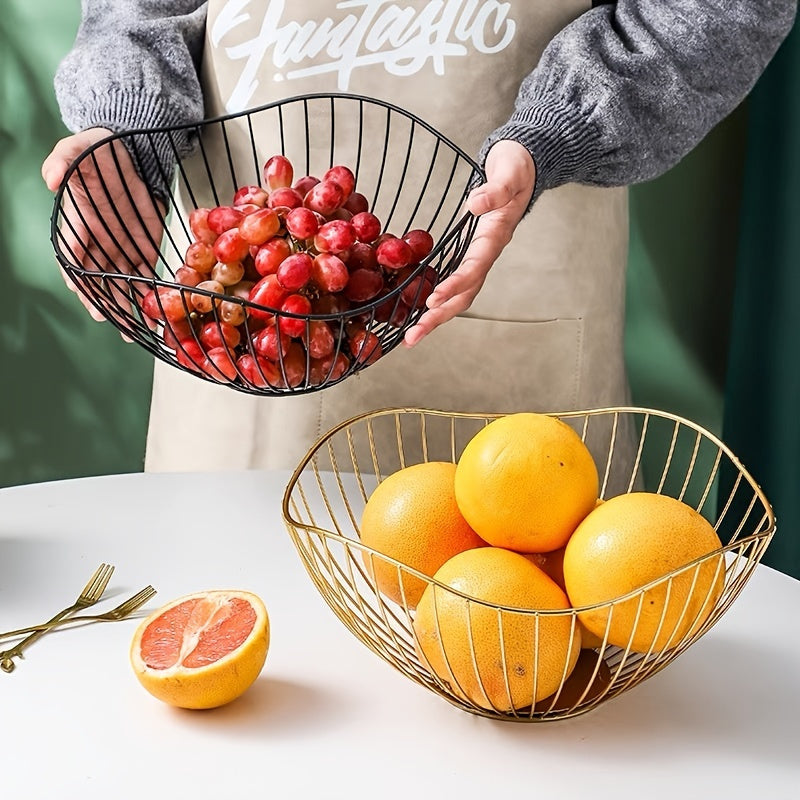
403,140,535,347
42,128,165,334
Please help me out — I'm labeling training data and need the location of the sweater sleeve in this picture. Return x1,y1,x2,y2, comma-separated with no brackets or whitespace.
54,0,208,198
482,0,798,203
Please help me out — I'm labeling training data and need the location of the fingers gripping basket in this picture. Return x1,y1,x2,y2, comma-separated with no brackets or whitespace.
281,407,775,722
50,93,481,395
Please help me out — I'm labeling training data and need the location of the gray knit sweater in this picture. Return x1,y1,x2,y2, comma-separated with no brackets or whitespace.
55,1,797,202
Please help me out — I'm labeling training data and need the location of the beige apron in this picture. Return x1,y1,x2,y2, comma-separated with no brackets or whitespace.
146,0,632,479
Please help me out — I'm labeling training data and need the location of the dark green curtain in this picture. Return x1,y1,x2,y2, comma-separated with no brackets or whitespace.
0,1,152,488
723,20,800,579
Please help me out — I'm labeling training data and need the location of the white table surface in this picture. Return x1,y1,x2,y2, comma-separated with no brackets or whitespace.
1,471,798,799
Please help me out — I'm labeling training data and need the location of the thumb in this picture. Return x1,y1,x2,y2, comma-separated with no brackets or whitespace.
41,129,111,192
466,181,514,216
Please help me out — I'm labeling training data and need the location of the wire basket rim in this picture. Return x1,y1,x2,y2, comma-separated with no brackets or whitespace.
281,404,776,612
50,90,486,253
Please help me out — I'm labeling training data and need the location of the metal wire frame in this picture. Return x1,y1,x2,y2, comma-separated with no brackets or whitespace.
50,93,483,396
281,407,775,722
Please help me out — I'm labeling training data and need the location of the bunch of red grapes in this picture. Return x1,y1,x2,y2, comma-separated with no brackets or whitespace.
140,154,436,389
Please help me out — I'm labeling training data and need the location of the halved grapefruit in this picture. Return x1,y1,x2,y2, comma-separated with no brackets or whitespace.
130,589,269,709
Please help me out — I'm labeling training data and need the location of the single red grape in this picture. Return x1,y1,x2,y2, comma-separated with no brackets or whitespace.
323,165,355,200
213,229,250,264
233,184,269,207
263,155,294,191
200,320,241,350
207,206,244,235
349,329,382,365
314,219,356,254
285,206,320,240
189,208,217,244
404,229,435,261
277,252,313,292
344,268,384,303
174,265,203,287
249,274,289,319
239,207,280,246
184,241,216,273
292,175,320,196
303,179,345,216
311,252,349,293
268,187,303,210
343,192,369,215
252,324,290,362
347,241,379,271
376,236,414,270
350,212,382,243
253,237,291,277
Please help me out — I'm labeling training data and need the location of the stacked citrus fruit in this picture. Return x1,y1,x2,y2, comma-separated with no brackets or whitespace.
358,412,725,712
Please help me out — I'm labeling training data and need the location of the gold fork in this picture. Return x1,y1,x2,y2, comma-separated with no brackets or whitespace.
0,563,115,673
0,586,157,641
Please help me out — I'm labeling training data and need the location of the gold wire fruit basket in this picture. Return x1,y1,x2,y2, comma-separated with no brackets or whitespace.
281,407,775,722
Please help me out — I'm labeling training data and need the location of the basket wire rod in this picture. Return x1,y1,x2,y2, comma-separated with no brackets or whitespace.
728,489,760,544
535,613,583,716
369,107,392,217
625,410,650,495
606,598,649,694
328,545,408,668
426,588,479,711
492,606,517,717
425,150,463,236
403,135,442,236
246,112,261,188
578,412,591,443
365,419,384,487
419,413,430,465
303,466,424,649
112,134,175,277
332,543,420,667
56,184,137,328
302,98,312,178
346,550,421,674
311,454,350,540
292,480,318,533
656,419,682,495
598,410,621,499
219,118,241,194
344,428,371,504
354,99,365,184
381,119,416,234
527,612,541,719
151,132,203,264
59,153,138,276
696,446,724,519
715,469,745,535
394,412,407,471
328,95,336,168
277,102,287,161
677,429,704,504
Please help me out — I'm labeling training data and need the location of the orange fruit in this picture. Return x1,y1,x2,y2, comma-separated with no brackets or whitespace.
524,548,605,650
130,590,269,709
454,413,599,553
413,548,581,711
359,461,486,609
534,650,613,713
563,492,725,653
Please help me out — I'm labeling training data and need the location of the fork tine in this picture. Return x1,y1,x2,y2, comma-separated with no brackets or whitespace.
113,586,157,615
82,563,115,602
77,563,110,599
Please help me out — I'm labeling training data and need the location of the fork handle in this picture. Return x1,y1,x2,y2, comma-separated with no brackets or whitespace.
0,606,80,672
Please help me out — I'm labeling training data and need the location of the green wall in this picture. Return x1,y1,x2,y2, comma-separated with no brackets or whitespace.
0,1,152,486
0,1,752,515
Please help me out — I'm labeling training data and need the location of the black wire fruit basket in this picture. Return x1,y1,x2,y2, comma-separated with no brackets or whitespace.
51,93,483,395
